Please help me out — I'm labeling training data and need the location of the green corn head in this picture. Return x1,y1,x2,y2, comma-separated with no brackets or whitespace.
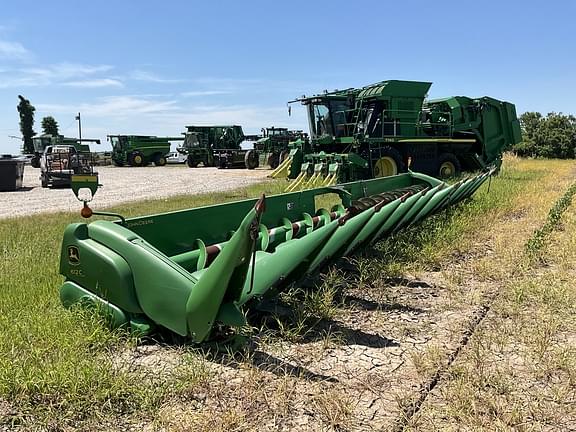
59,169,494,343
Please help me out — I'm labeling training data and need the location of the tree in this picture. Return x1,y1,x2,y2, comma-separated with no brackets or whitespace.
17,95,36,154
41,116,60,136
512,112,576,159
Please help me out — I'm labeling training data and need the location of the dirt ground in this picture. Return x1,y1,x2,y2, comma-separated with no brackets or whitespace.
0,165,269,219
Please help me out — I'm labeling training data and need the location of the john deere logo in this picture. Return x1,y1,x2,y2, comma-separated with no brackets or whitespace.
68,246,80,265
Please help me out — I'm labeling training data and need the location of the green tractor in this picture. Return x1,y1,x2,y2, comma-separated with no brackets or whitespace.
30,134,100,168
254,127,308,169
274,80,521,188
179,125,259,169
108,135,184,167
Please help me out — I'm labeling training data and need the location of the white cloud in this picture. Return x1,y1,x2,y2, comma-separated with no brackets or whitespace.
37,95,179,118
181,90,233,97
130,70,184,83
0,40,30,60
0,62,117,88
62,78,123,88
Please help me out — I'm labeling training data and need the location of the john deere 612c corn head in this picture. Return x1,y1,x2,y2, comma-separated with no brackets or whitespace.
59,168,494,344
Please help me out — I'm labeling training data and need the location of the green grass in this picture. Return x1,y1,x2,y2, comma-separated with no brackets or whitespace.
357,159,545,275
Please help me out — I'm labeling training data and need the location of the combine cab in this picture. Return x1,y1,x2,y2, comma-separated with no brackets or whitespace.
273,80,521,188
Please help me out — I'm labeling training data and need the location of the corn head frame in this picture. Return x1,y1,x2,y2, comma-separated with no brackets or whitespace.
59,169,494,344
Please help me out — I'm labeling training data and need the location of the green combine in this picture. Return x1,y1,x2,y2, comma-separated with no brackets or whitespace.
272,80,521,188
254,127,307,168
179,125,259,169
108,135,184,167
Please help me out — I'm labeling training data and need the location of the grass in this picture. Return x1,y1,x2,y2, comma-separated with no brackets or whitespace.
1,155,575,430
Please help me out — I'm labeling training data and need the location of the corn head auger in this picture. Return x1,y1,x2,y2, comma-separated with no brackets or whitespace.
60,169,494,344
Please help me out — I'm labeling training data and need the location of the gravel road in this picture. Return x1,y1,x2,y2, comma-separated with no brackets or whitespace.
0,165,270,219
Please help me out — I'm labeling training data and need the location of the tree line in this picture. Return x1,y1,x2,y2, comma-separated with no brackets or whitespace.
512,112,576,159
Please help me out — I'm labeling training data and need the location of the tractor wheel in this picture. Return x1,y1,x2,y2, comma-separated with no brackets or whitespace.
155,155,167,166
373,146,405,177
267,152,280,169
244,150,259,170
437,153,461,179
186,155,199,168
129,152,144,167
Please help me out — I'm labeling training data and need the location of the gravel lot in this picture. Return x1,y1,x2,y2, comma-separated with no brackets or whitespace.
0,165,270,219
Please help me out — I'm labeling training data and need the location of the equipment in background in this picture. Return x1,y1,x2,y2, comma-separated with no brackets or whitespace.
273,80,521,188
108,135,184,167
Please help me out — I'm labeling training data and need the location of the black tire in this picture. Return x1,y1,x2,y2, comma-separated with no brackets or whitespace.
244,150,259,170
154,154,167,166
279,150,289,163
267,152,280,169
128,152,145,167
112,159,124,167
437,153,461,179
31,156,40,168
186,155,198,168
372,146,405,177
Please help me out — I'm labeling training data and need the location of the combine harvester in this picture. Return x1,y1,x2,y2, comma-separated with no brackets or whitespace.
59,167,496,345
271,80,521,189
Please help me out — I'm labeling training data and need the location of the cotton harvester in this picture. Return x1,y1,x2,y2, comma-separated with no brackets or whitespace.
270,80,522,189
59,164,498,345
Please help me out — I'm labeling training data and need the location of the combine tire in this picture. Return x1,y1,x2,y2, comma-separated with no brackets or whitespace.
244,150,259,170
373,146,405,177
437,153,461,179
279,150,289,163
187,156,199,168
267,152,280,169
128,152,145,167
155,155,167,166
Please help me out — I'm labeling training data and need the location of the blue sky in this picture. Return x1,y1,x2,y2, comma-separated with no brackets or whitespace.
1,0,574,154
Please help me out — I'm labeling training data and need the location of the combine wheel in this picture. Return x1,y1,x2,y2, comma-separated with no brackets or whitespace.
279,150,289,163
154,154,167,166
437,153,461,179
267,152,280,169
244,150,259,170
373,146,404,177
187,155,199,168
129,152,145,167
